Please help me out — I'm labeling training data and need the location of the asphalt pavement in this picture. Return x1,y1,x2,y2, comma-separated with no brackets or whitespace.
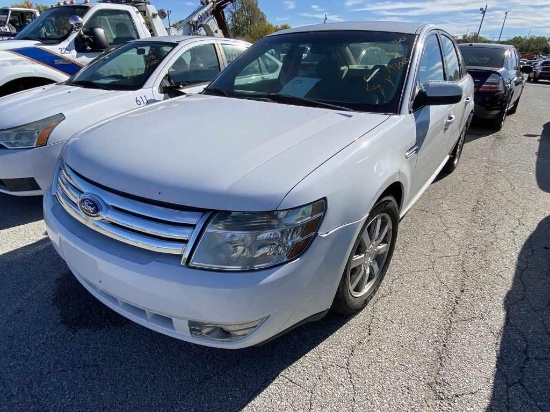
1,83,549,411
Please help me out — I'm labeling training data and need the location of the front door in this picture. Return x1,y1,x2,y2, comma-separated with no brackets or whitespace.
410,34,455,196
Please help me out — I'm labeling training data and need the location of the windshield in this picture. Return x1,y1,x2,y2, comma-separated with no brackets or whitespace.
15,6,88,43
459,46,505,68
206,30,415,113
68,41,177,91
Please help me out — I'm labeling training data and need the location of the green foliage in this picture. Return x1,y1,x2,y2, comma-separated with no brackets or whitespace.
456,33,490,44
10,1,49,13
456,32,550,55
229,0,290,42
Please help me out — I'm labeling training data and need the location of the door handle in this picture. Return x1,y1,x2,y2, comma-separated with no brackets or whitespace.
445,115,455,124
405,145,418,159
464,97,472,102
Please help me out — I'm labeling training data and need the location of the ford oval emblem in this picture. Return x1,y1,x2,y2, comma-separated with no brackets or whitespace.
78,194,103,219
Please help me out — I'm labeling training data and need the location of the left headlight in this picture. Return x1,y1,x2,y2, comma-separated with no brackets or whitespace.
189,199,326,271
0,113,65,149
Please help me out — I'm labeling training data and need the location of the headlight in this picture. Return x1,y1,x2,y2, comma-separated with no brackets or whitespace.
189,199,326,271
0,113,65,149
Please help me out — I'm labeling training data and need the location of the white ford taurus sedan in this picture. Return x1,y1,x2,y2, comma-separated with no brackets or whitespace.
0,36,250,195
44,22,474,348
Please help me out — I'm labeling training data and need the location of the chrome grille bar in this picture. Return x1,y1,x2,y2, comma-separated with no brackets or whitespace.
55,162,210,256
60,164,203,225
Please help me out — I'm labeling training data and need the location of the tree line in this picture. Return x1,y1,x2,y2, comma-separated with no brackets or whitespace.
455,33,550,56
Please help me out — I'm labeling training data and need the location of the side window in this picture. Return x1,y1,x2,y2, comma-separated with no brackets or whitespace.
507,53,515,70
260,54,281,74
83,10,138,46
417,35,445,89
221,44,247,65
168,43,221,86
440,35,460,81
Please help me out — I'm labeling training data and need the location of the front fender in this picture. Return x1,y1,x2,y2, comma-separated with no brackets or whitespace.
279,115,416,234
0,51,67,87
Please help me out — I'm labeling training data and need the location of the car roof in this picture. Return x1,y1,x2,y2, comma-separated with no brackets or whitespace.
459,43,512,49
271,21,426,36
131,36,249,44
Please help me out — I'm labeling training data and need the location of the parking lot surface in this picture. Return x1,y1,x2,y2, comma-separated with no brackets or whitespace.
1,83,549,411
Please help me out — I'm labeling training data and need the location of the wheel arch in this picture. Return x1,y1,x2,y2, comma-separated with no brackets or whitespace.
0,76,56,97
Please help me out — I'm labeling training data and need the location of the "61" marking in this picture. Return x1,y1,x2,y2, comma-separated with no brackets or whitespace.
135,95,148,106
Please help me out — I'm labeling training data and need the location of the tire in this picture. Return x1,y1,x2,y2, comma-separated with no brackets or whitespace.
533,77,539,83
442,122,467,173
507,95,521,115
332,196,399,315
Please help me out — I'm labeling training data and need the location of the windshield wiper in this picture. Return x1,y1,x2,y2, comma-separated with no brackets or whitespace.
202,87,230,97
68,80,112,91
248,93,354,112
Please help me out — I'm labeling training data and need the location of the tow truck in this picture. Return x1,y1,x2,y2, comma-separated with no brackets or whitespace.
0,7,40,40
0,0,234,97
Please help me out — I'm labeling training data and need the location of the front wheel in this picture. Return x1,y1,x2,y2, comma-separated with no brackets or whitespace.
332,196,399,315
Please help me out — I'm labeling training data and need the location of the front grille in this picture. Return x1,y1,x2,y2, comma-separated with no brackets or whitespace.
55,162,210,261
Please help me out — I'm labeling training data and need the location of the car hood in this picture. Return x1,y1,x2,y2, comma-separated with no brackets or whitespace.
0,40,41,51
64,95,390,211
0,84,118,131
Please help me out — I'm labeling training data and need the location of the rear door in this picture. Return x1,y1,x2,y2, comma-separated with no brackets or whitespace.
439,34,472,140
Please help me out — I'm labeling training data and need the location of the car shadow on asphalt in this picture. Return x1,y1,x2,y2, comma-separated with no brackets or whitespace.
487,215,550,411
465,122,497,143
1,237,352,410
535,122,550,193
0,193,43,230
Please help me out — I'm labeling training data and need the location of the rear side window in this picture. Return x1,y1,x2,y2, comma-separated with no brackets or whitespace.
418,35,445,88
221,43,248,65
83,9,138,46
459,46,505,68
440,35,460,81
169,43,221,86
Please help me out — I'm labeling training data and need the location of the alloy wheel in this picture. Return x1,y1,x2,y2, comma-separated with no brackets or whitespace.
348,212,393,298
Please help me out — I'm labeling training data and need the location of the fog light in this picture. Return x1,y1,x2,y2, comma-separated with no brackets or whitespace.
188,317,267,342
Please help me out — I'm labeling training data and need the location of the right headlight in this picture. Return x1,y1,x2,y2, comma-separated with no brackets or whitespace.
189,199,326,271
0,113,65,149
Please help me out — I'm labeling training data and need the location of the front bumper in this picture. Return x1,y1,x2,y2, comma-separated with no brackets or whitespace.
0,142,64,196
44,192,360,348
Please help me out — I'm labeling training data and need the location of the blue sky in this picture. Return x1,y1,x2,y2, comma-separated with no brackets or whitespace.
1,0,545,39
156,0,550,39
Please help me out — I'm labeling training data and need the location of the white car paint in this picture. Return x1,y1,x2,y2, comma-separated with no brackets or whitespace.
0,36,250,195
0,3,165,92
45,22,474,348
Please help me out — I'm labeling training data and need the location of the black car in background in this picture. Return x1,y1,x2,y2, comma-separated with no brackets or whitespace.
458,43,525,130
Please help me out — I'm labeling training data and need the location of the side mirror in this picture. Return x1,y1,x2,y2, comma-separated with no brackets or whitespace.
74,27,110,53
413,81,462,110
159,74,186,98
89,27,109,51
69,15,83,30
520,65,533,74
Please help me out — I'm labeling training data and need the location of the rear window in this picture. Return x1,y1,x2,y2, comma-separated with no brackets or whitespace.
459,46,505,68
